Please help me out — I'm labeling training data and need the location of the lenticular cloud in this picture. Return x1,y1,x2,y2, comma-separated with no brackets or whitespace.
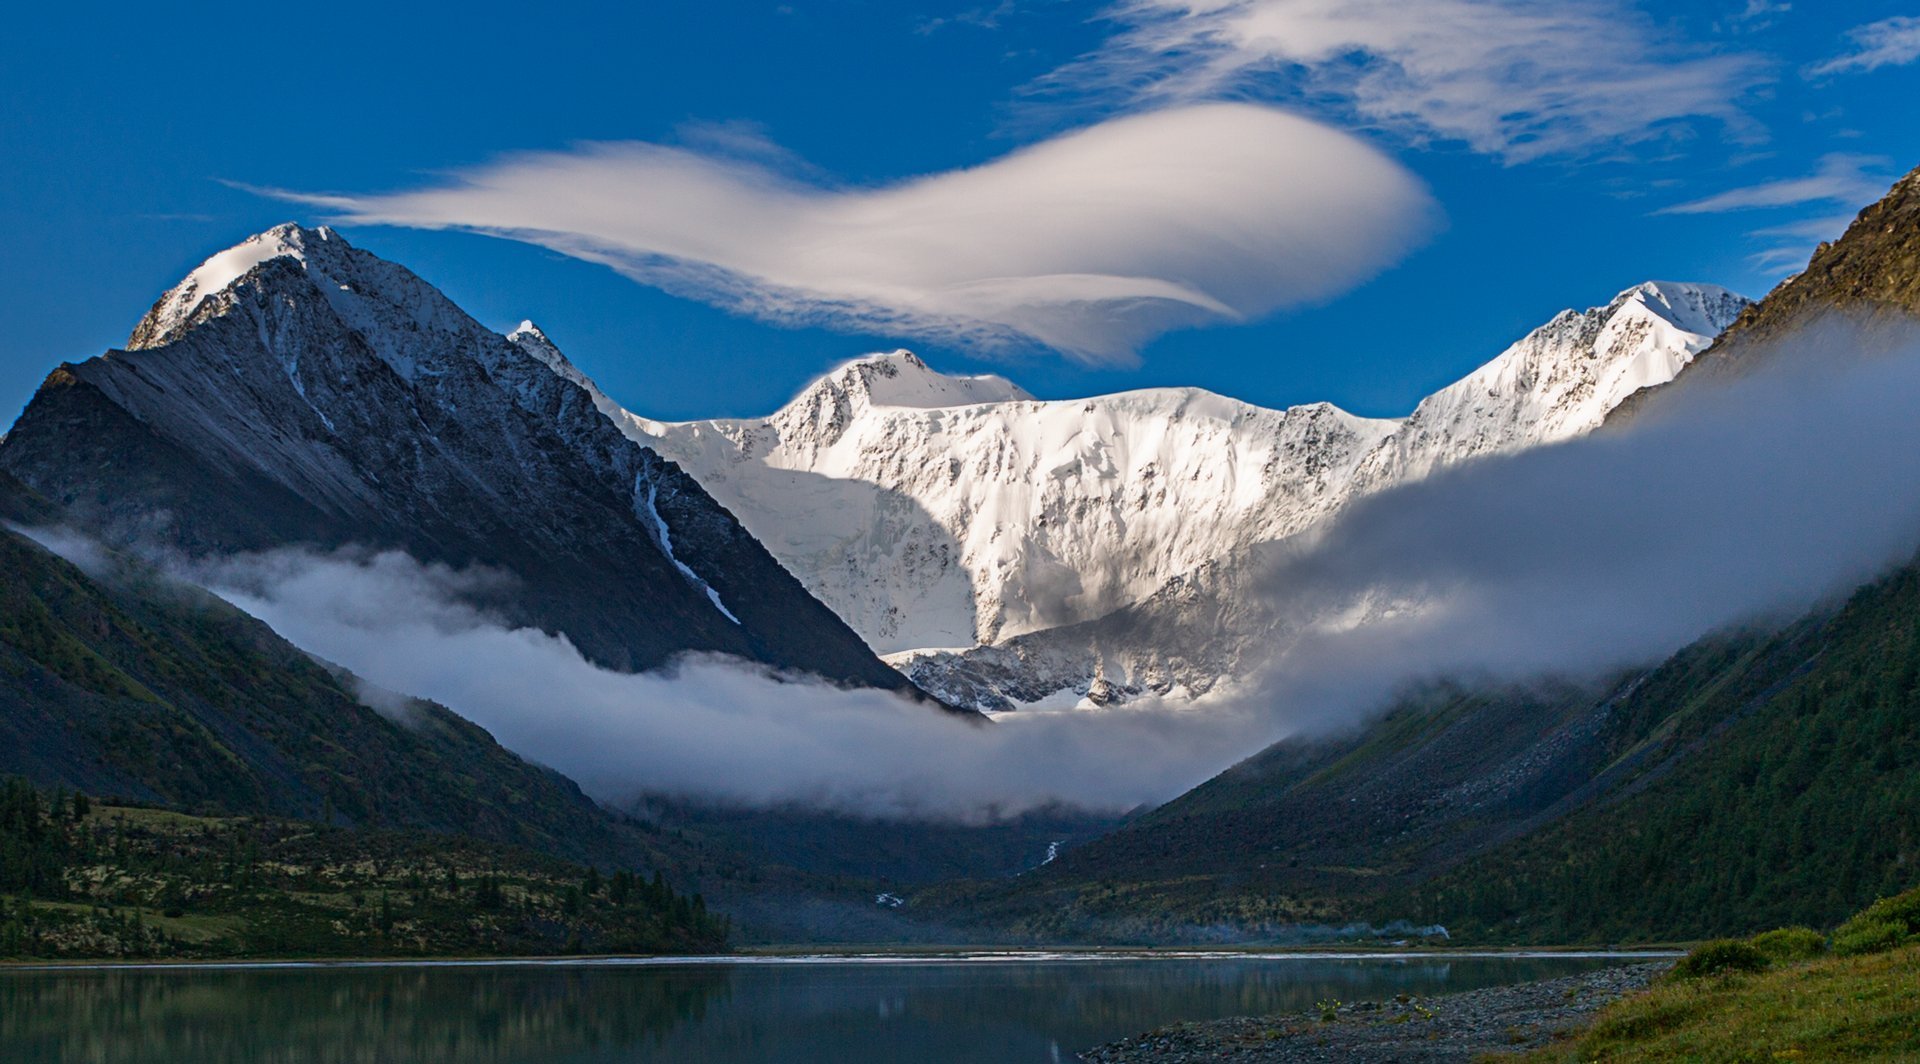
272,104,1435,364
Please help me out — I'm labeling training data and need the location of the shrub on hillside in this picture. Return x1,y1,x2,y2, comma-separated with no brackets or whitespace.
1673,939,1770,979
1748,926,1826,963
1832,918,1906,957
1832,885,1920,957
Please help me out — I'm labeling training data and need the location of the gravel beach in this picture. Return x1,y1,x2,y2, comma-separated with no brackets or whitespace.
1078,961,1670,1062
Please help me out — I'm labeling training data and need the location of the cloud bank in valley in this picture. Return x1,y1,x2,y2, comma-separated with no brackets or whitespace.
174,322,1920,823
1236,320,1920,732
263,103,1436,364
200,549,1265,820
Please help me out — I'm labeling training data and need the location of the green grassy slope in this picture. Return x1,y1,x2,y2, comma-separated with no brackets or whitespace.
1395,562,1920,943
1517,886,1920,1062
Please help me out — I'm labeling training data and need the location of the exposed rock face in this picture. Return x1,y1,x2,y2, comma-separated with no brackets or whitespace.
1692,164,1920,370
626,282,1747,710
0,225,925,696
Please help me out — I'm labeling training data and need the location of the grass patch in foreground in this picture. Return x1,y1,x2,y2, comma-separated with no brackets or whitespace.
1512,945,1920,1062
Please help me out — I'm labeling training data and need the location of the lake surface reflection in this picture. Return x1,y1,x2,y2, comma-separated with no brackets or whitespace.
1,952,1652,1063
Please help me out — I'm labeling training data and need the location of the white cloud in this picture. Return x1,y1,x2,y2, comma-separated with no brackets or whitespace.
1655,153,1890,275
1655,153,1891,214
269,104,1436,365
1727,0,1789,31
1036,0,1768,163
1234,321,1920,736
196,548,1268,820
172,321,1920,824
1808,15,1920,77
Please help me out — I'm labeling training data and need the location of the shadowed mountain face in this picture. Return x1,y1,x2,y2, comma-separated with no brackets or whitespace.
0,225,927,698
0,494,639,867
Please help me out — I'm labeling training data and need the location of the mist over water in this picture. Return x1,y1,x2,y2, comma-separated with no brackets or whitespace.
184,322,1920,820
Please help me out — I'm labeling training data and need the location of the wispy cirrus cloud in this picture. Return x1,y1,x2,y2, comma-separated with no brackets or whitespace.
1655,153,1892,215
1032,0,1769,163
261,104,1436,365
1655,153,1892,272
1808,15,1920,77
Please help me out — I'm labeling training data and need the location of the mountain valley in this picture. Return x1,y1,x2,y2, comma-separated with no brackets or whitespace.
3,164,1920,961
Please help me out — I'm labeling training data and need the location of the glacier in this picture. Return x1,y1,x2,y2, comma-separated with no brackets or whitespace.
605,283,1748,701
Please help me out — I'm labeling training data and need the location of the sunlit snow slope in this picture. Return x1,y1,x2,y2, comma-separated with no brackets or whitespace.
609,283,1744,677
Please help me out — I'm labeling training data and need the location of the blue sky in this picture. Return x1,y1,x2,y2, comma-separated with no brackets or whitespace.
5,1,1920,427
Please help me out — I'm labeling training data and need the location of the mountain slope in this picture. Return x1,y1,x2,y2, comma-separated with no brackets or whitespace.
635,354,1397,653
1684,164,1920,378
1401,558,1920,944
0,225,921,696
921,163,1920,946
926,558,1920,945
0,513,640,868
625,285,1742,677
1608,163,1920,428
891,282,1749,709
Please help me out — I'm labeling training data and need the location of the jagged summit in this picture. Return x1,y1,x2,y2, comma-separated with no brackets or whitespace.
505,319,579,378
132,223,334,349
2,226,932,699
799,350,1033,412
125,223,492,390
1349,279,1749,489
507,319,555,349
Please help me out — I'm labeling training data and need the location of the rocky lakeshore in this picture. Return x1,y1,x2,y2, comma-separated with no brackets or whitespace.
1079,961,1670,1063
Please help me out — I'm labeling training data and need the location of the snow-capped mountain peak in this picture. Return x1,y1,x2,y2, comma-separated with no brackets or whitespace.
128,224,487,386
507,319,583,383
7,225,926,695
1349,280,1747,489
631,361,1403,652
806,350,1034,411
507,318,557,352
130,223,325,349
624,280,1748,679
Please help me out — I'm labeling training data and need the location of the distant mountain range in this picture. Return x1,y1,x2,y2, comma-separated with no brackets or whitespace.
627,281,1747,710
0,222,1747,717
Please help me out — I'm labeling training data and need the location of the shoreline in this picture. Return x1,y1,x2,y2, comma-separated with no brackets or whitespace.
1080,961,1670,1062
0,947,1681,973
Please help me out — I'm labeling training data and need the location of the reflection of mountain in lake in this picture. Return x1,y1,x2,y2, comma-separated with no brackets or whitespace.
0,965,730,1063
0,956,1627,1064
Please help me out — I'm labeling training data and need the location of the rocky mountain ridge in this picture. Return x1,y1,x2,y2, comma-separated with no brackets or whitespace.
0,225,926,697
624,281,1747,708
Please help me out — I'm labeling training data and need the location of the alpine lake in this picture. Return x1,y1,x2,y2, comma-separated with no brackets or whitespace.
1,950,1662,1062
